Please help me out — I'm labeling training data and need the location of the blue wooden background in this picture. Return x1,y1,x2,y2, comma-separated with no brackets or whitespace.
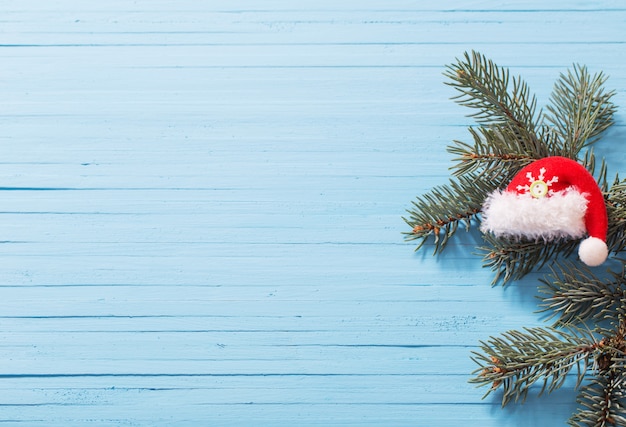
1,1,625,425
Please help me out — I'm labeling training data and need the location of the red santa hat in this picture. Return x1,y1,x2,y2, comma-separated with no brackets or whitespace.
480,156,608,266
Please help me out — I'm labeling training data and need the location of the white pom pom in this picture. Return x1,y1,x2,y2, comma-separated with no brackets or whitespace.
578,237,608,267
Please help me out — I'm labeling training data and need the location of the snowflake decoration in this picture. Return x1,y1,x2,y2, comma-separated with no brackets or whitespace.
516,167,559,198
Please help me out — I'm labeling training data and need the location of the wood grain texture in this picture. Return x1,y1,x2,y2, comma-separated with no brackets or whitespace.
0,1,625,425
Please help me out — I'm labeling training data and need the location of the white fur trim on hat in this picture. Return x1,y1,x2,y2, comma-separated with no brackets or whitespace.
480,189,588,241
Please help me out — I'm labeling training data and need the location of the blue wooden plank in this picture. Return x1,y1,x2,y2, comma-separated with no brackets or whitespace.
0,1,624,425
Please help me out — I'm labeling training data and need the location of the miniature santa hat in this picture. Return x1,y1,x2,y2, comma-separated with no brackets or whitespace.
480,156,609,266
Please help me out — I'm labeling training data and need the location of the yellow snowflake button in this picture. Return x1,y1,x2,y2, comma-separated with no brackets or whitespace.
529,180,549,198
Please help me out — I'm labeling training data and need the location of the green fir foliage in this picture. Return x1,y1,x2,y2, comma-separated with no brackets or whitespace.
405,51,626,425
544,65,617,157
404,50,618,281
469,325,596,405
570,374,626,427
538,261,626,325
402,174,497,253
469,317,626,426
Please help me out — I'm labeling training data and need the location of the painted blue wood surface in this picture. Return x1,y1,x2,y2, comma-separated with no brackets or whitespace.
0,1,625,425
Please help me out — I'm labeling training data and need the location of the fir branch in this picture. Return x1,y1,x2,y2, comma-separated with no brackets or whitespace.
448,122,570,178
471,320,626,422
607,177,626,254
570,373,626,427
403,174,497,253
583,150,610,192
470,326,597,406
479,233,578,285
544,65,617,158
444,51,540,149
443,52,591,192
538,261,626,325
570,318,626,426
447,124,534,178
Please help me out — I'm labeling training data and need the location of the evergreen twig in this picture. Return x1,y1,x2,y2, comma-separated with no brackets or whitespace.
444,51,539,138
402,174,495,253
538,261,626,325
469,325,597,406
570,373,626,426
545,65,617,158
447,124,534,178
470,318,626,425
444,50,547,178
479,234,578,285
607,178,626,254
